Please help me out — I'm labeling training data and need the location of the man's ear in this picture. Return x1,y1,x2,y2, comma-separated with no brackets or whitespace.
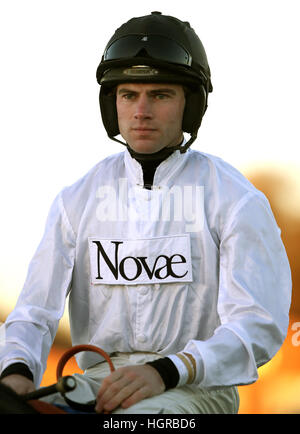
182,85,207,134
100,87,120,138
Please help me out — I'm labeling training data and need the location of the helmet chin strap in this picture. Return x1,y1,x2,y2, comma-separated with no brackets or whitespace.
109,132,197,156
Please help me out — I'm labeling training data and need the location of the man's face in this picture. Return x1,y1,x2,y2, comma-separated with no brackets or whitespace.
116,83,186,154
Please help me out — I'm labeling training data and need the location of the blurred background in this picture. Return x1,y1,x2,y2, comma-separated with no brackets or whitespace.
0,0,299,413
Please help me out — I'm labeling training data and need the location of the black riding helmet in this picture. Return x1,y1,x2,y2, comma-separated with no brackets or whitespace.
96,11,213,153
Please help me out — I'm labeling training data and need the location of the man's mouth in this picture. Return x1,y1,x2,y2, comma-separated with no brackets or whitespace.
132,127,157,131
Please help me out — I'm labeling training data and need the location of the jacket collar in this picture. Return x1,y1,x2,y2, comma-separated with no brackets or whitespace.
124,139,190,189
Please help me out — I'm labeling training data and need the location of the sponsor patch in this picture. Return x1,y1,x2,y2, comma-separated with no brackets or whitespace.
88,234,193,285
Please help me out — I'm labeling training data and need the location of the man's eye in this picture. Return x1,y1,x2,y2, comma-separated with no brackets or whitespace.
123,93,136,100
155,93,173,100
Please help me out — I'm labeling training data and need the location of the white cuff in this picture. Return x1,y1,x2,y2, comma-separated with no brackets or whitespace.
167,354,192,387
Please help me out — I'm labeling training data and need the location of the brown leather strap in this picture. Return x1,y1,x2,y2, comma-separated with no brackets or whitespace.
56,344,115,413
28,400,67,414
56,344,115,380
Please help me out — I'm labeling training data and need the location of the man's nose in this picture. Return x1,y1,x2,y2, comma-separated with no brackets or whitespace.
134,95,153,120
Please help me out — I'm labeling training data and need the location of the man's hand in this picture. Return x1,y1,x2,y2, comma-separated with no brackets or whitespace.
1,374,35,395
95,364,165,413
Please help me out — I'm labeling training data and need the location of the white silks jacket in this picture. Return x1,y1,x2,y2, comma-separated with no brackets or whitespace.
0,147,292,388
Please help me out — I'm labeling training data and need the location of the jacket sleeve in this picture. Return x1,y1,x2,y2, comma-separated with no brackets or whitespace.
167,191,292,388
0,191,76,386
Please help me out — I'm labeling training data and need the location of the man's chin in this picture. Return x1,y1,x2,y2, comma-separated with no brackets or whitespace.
128,140,164,155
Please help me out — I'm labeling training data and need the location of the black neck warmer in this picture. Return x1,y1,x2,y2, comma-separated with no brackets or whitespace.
128,143,182,190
